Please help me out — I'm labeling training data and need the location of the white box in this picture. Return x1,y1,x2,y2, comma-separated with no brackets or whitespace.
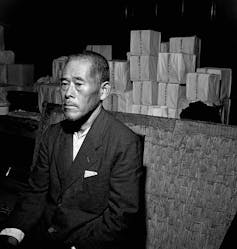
130,30,161,56
130,55,158,81
133,81,158,105
196,67,232,101
157,52,196,83
186,72,221,105
169,36,201,67
37,83,62,113
133,81,142,105
142,81,158,105
117,90,133,113
131,104,141,114
148,105,166,117
148,105,181,119
86,45,112,61
108,60,130,91
52,56,68,83
167,108,182,119
158,82,187,109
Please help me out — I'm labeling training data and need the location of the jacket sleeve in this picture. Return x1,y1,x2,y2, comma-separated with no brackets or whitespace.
67,134,144,249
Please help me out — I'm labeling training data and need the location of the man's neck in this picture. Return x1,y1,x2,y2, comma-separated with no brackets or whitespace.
80,103,102,131
63,103,102,133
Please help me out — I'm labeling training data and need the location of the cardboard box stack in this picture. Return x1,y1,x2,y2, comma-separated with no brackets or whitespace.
195,67,232,124
0,25,13,113
186,72,221,106
153,36,198,119
0,25,15,84
35,55,68,113
169,36,201,68
52,56,68,83
103,60,132,113
196,67,232,102
35,30,232,124
0,25,34,87
129,30,161,115
85,44,132,113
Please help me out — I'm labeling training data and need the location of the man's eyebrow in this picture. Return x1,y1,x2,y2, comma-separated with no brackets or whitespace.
59,76,85,82
72,76,85,81
60,77,69,81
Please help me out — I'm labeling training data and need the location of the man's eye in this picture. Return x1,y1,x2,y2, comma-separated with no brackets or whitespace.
60,81,70,89
75,82,82,88
61,81,69,85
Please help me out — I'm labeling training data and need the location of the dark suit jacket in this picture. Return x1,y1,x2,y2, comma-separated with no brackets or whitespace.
7,108,144,249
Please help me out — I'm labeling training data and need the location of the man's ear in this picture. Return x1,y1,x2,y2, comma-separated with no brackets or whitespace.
99,81,111,101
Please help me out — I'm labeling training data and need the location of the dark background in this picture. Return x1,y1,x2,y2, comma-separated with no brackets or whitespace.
0,0,237,121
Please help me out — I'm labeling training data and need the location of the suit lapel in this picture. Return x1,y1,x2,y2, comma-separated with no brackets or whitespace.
61,108,109,193
55,129,73,187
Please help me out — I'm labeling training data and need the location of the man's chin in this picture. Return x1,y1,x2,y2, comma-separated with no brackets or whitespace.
64,112,82,121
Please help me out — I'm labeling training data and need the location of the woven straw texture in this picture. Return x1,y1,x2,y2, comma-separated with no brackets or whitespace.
113,112,237,249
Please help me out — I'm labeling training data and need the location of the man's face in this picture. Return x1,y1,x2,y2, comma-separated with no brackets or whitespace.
61,58,102,121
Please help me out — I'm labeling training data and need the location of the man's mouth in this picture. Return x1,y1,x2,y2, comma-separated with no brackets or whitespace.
64,104,78,109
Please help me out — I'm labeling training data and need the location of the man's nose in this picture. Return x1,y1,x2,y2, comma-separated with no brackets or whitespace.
65,82,76,97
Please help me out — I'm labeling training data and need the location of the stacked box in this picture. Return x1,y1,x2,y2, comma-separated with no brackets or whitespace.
0,25,5,50
155,51,196,119
130,30,161,56
38,83,62,113
186,72,221,105
133,81,158,105
132,81,142,105
148,105,182,119
131,104,149,115
0,64,7,83
103,88,133,114
196,67,232,101
130,55,158,81
148,105,168,117
108,60,130,91
102,93,116,112
86,45,112,61
157,82,187,109
0,50,15,64
116,90,133,113
7,64,34,86
52,56,68,83
169,36,201,67
157,52,196,83
128,30,161,115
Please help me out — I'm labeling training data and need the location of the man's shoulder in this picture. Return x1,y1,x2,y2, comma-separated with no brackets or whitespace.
103,110,140,140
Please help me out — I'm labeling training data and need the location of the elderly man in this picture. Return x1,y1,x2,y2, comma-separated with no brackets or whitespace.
0,51,144,249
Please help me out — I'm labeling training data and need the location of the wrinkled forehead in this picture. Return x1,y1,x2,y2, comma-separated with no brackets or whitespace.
64,57,92,75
